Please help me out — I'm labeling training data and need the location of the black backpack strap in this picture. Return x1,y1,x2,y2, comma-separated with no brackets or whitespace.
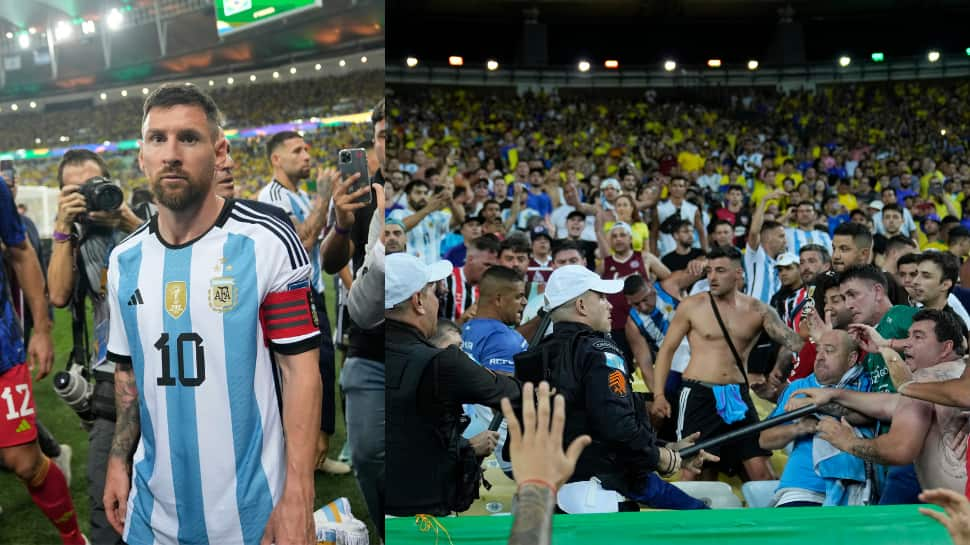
708,292,748,386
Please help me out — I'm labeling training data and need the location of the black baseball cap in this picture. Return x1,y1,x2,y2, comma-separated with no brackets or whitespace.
566,210,586,221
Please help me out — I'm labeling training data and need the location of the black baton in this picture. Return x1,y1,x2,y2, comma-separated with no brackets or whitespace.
679,403,818,458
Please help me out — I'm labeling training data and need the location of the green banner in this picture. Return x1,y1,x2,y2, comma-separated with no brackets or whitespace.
387,505,951,545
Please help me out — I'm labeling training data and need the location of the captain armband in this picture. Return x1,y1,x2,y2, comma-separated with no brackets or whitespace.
259,285,321,354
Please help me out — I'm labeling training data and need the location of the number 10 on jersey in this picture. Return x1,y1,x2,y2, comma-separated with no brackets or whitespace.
154,332,206,387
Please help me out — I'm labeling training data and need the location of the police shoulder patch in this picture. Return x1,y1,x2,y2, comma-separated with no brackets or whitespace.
603,352,626,372
591,339,620,353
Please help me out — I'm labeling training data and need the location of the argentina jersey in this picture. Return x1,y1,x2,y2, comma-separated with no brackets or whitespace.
258,179,324,293
744,243,781,304
106,200,318,545
785,227,833,255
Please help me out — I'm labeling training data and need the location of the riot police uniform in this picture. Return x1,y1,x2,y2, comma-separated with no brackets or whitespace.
515,320,707,509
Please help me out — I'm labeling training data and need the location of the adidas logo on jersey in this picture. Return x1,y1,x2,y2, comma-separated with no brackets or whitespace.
128,289,144,306
15,419,31,433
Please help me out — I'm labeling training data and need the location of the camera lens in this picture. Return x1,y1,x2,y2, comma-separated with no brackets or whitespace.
341,151,350,162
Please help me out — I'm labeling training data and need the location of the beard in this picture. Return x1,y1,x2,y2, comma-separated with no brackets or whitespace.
152,170,211,212
288,165,311,181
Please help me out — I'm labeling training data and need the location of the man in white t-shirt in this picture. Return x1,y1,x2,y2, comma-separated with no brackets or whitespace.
388,180,455,264
654,176,706,256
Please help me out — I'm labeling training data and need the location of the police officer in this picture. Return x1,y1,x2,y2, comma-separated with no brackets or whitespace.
385,253,521,519
515,265,716,509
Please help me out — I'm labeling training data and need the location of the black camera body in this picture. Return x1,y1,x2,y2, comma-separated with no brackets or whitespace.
53,362,94,430
79,176,123,212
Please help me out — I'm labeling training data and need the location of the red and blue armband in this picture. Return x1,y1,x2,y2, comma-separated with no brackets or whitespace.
259,286,321,354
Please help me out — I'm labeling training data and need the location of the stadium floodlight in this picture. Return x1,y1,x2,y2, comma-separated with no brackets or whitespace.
208,80,214,86
314,63,321,70
486,59,499,71
249,74,256,82
4,32,11,39
227,77,234,85
289,66,297,74
17,33,29,50
838,56,851,67
28,27,36,35
81,20,96,35
107,9,123,30
338,59,346,67
34,138,40,144
59,136,69,142
141,87,149,95
663,60,676,71
871,52,885,62
103,140,110,145
272,71,279,79
928,50,941,63
966,47,970,56
120,89,128,97
577,60,591,72
941,129,947,136
448,56,463,66
406,57,419,67
29,101,36,108
10,104,17,111
100,92,107,100
604,60,619,69
707,59,722,68
747,60,759,70
360,56,367,63
54,21,73,43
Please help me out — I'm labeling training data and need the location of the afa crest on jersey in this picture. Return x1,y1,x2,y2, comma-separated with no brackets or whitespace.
209,276,237,313
165,281,187,319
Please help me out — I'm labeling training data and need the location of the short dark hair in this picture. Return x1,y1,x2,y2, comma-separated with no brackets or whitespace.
849,209,868,221
916,251,960,291
839,264,888,292
551,239,583,260
726,184,744,194
404,179,429,194
142,83,222,139
469,234,501,255
479,265,524,296
812,270,841,315
882,203,904,216
57,149,110,188
912,308,967,356
673,219,693,233
761,220,783,234
949,226,970,244
708,218,733,234
834,222,873,250
499,236,531,257
707,245,743,265
623,273,647,295
266,130,303,161
371,98,385,125
483,199,500,209
886,235,918,254
799,243,831,264
896,252,921,268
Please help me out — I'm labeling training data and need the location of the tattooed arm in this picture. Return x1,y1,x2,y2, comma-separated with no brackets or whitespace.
104,362,140,535
508,484,556,545
758,300,805,353
816,397,932,466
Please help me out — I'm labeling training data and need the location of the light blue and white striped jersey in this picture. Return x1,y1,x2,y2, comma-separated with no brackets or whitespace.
744,243,781,304
785,227,833,255
106,200,318,545
257,180,324,293
387,206,452,264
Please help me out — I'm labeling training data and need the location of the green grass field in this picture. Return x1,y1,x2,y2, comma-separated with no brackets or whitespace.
0,277,376,544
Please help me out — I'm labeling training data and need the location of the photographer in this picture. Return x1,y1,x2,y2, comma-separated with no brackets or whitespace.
47,149,141,545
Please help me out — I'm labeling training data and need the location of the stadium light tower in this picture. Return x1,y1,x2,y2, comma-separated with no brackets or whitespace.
577,60,591,72
17,33,29,50
664,60,676,71
486,59,499,71
360,56,367,63
928,50,941,63
747,60,759,70
406,57,418,67
707,59,721,68
107,8,123,30
54,21,73,43
448,56,464,66
338,59,346,67
871,52,885,62
838,56,851,67
604,60,619,69
81,20,96,35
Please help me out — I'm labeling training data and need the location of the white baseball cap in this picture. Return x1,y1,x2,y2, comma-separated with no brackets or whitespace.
543,265,623,312
867,200,884,211
385,253,452,309
609,221,633,236
775,252,800,267
600,178,621,191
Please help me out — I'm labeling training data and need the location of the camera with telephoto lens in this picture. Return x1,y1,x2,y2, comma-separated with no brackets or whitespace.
78,176,124,213
53,363,94,430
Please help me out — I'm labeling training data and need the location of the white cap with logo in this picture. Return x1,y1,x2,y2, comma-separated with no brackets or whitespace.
385,253,453,309
543,265,624,312
774,252,800,267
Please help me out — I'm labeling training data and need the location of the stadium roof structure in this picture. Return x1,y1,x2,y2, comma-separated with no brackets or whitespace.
389,0,970,69
0,0,383,100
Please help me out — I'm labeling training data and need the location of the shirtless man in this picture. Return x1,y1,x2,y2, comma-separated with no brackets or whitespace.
652,245,805,481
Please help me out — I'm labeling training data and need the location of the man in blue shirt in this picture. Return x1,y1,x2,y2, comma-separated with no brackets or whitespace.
461,265,529,476
758,329,873,507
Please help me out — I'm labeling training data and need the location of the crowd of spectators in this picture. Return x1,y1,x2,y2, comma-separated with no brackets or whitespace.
384,77,970,514
11,70,381,198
